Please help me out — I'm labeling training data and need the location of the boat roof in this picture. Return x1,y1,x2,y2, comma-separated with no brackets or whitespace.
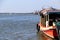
40,8,60,15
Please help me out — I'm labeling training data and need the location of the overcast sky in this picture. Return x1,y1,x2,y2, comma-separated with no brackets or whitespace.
0,0,60,13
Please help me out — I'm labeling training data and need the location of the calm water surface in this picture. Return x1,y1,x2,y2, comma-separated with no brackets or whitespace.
0,13,40,40
0,13,59,40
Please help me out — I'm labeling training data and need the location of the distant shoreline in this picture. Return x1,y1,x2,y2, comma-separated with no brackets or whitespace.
0,13,33,14
2,13,33,14
0,13,39,17
0,13,35,17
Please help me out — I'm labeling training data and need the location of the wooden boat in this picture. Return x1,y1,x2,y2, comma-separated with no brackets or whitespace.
36,8,60,39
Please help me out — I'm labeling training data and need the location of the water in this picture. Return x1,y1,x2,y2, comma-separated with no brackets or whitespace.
0,13,40,40
0,13,60,40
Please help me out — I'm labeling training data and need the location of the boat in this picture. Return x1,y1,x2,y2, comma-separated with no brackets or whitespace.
36,8,60,39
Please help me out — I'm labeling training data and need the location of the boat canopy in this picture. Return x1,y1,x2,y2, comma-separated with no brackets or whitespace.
39,8,60,15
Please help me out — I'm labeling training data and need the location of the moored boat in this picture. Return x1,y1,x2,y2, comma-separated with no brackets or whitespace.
36,8,60,39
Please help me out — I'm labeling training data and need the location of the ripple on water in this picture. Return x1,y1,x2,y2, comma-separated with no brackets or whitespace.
0,14,39,40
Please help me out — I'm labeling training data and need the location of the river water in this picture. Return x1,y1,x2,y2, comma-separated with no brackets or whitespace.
0,13,40,40
0,13,60,40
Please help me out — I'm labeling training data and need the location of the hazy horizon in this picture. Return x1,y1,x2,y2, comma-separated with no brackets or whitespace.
0,0,60,13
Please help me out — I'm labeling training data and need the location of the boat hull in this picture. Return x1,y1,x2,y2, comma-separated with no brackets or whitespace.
42,29,58,38
37,23,59,39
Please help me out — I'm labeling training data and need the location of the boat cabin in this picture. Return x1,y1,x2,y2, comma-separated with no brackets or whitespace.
40,8,60,28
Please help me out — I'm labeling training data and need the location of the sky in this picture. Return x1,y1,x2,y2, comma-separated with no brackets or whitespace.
0,0,60,13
